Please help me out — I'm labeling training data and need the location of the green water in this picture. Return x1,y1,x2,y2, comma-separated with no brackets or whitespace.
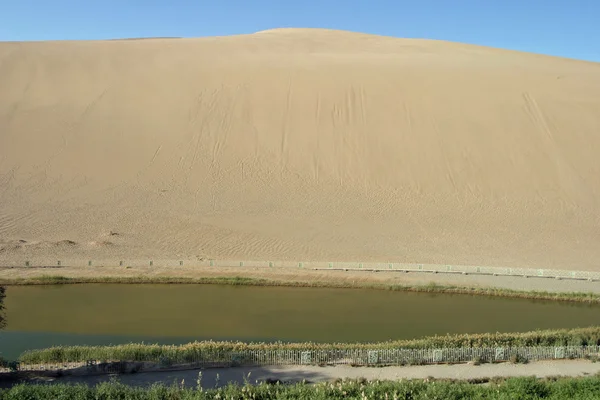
1,284,600,360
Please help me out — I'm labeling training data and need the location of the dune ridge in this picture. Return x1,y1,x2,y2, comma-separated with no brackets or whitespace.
1,29,600,270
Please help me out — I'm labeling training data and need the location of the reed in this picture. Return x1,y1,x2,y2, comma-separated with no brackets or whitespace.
18,326,600,364
2,274,600,304
2,375,600,399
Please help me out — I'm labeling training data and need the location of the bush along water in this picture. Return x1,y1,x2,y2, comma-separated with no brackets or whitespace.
18,326,600,365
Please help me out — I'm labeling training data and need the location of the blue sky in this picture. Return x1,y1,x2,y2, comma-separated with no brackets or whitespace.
1,0,598,62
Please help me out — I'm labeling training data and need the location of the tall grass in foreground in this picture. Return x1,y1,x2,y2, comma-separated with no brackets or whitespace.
19,326,600,364
3,275,600,305
3,376,600,399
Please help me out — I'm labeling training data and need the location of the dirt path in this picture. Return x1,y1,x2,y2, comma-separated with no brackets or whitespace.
27,360,600,389
1,265,600,293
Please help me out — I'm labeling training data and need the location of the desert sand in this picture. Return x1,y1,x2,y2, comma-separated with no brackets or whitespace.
1,28,600,270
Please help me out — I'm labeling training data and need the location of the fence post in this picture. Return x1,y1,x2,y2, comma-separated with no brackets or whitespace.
495,348,505,361
301,351,311,365
368,351,379,365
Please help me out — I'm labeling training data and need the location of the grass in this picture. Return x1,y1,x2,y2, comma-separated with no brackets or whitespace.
18,326,600,364
3,376,600,399
0,275,258,286
2,274,600,305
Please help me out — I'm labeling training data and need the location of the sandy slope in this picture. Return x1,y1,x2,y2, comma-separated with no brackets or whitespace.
1,28,600,270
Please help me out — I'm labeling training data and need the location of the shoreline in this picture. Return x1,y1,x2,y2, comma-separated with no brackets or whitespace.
15,327,600,365
2,269,600,304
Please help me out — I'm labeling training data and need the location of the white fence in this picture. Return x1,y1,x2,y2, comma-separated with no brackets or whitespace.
7,346,600,374
4,258,600,282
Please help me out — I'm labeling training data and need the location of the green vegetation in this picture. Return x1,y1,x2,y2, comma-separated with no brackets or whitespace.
0,286,5,368
0,286,5,330
19,326,600,364
0,275,261,286
2,274,600,305
2,376,600,399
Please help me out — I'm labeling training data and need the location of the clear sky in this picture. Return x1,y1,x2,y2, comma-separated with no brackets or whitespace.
1,0,598,62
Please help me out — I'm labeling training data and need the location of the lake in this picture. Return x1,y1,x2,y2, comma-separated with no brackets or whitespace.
1,284,599,360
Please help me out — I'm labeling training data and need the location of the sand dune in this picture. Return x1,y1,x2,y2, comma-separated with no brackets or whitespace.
1,28,600,270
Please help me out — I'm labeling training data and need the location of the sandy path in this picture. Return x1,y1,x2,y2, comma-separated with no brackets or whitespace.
1,265,600,294
29,361,600,389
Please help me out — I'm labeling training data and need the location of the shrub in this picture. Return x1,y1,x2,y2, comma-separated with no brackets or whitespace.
18,326,600,365
471,356,482,365
510,353,529,364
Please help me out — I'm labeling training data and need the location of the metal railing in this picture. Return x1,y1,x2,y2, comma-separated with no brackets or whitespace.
4,258,600,282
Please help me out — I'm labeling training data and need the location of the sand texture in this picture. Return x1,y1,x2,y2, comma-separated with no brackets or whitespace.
1,28,600,269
